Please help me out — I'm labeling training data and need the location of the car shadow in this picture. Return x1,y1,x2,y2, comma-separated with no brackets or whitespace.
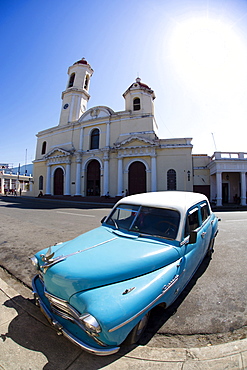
137,254,212,346
2,295,127,369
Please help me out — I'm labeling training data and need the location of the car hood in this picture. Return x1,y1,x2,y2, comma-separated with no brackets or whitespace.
39,226,181,300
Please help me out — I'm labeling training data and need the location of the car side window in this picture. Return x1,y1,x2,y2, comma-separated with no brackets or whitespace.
184,208,199,238
200,202,210,223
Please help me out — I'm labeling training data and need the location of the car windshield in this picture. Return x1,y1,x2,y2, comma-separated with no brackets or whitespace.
105,204,180,240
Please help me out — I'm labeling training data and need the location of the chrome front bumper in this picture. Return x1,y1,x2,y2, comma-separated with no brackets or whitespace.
32,275,120,356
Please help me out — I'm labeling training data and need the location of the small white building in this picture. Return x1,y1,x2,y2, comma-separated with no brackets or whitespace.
0,164,33,195
208,152,247,206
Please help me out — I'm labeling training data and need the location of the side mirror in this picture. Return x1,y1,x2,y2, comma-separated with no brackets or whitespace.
101,216,107,224
189,231,197,244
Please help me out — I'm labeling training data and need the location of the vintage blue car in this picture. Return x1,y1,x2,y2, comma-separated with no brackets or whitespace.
31,191,219,356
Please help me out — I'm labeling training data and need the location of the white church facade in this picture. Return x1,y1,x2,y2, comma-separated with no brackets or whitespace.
33,58,194,199
32,58,247,206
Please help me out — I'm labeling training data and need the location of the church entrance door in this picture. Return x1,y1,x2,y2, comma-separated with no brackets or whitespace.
54,168,64,195
128,161,146,195
87,160,100,196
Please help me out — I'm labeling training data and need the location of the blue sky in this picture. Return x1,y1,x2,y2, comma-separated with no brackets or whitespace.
1,0,247,167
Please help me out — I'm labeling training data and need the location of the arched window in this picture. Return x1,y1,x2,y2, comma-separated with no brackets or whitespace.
84,75,89,90
167,169,177,190
68,73,75,88
133,97,141,111
41,141,47,155
39,175,43,190
90,128,100,150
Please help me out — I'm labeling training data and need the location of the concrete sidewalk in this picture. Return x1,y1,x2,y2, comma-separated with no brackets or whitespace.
0,277,246,370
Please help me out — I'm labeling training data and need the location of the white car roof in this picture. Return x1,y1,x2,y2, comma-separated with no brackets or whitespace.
116,191,210,241
118,191,208,214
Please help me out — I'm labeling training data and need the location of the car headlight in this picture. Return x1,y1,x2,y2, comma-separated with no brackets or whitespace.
79,313,101,334
30,256,39,270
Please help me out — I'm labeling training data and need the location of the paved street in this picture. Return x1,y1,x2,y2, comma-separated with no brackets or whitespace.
0,195,246,348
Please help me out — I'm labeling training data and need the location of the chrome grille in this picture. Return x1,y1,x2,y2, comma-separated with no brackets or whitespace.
44,290,82,323
44,290,104,344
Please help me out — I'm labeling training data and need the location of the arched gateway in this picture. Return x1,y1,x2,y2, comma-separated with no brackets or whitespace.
54,168,64,195
87,160,100,196
128,161,146,195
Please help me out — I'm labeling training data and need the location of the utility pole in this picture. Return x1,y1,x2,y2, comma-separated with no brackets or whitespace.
211,133,217,151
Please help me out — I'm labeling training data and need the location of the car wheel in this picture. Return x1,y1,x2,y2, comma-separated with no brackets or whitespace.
124,312,150,345
207,238,215,258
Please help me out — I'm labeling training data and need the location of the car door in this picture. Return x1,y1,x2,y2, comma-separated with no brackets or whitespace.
199,201,213,256
178,205,205,287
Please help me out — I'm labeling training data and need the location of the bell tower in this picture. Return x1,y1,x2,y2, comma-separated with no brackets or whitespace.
123,77,156,115
123,77,158,135
59,58,94,126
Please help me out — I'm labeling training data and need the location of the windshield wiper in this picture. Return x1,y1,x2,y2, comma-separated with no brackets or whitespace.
138,232,172,240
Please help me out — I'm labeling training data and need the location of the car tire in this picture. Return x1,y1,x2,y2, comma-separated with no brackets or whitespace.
124,311,150,345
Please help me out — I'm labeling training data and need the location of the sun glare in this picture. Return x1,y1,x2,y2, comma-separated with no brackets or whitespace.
168,16,247,95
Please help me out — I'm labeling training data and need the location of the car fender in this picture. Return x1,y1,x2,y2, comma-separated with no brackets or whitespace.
69,258,182,345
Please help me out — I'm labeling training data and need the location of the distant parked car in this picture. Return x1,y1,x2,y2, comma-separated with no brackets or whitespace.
31,191,219,356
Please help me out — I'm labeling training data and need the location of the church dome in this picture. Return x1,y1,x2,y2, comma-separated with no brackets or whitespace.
73,58,89,65
123,77,155,99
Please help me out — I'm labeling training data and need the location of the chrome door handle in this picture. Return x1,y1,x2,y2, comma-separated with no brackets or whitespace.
201,232,207,238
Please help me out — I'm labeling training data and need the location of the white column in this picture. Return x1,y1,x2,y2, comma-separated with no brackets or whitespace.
106,122,110,147
103,159,109,196
216,172,222,206
240,172,246,206
65,163,71,195
210,173,215,202
117,157,123,196
79,128,84,151
81,167,86,196
75,160,81,196
151,155,157,192
46,165,51,195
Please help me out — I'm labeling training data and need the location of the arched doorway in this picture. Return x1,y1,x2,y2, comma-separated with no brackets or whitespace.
128,161,146,195
87,160,100,196
54,168,64,195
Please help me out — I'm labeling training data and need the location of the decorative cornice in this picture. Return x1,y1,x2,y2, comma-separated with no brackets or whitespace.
117,147,156,158
62,88,90,100
44,147,72,166
46,157,71,166
160,143,193,149
44,147,72,159
114,135,158,149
